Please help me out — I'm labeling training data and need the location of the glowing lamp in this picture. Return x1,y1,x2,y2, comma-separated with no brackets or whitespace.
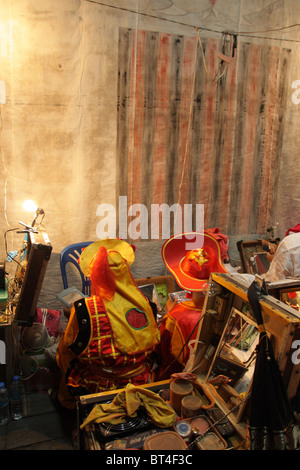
23,200,38,213
21,200,45,228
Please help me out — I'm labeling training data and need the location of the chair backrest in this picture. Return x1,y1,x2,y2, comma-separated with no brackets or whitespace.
60,242,94,295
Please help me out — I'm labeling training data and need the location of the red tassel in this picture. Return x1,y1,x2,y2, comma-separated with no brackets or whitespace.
90,246,116,300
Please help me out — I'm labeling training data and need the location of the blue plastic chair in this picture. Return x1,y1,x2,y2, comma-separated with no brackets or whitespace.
60,242,94,296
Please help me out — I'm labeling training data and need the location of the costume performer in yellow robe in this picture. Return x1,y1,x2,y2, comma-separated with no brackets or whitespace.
56,239,160,409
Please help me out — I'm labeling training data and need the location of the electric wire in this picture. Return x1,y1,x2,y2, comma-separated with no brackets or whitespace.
4,227,25,268
83,0,300,43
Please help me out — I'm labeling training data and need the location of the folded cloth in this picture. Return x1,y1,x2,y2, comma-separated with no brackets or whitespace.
80,383,176,429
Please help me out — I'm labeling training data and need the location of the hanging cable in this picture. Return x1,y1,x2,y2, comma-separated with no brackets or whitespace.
83,0,300,43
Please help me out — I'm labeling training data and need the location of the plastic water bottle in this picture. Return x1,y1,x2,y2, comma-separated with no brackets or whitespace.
0,382,9,425
10,375,24,420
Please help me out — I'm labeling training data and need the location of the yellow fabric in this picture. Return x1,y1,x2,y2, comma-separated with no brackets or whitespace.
57,252,159,359
79,239,135,276
102,251,160,354
80,383,176,429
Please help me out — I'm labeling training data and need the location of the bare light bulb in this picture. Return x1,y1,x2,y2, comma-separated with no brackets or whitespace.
23,200,38,213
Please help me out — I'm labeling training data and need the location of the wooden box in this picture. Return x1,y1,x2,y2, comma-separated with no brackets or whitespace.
267,278,300,305
237,239,270,274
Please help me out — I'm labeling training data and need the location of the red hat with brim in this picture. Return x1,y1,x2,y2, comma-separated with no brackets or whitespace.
161,232,228,292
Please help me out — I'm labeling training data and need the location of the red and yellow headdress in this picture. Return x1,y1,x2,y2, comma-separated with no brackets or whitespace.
161,231,227,292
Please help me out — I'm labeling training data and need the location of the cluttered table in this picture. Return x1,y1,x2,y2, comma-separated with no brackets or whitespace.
77,376,247,451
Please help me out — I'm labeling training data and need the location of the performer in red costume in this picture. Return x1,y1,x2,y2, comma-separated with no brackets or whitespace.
56,239,160,409
155,231,228,380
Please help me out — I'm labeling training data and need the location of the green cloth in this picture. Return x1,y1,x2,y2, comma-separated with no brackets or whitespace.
81,383,175,429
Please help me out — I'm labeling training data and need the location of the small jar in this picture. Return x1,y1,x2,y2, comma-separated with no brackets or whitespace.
170,379,193,416
181,394,202,418
174,420,192,439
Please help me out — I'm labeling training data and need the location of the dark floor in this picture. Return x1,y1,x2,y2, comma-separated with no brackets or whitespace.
0,389,76,450
0,351,77,451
